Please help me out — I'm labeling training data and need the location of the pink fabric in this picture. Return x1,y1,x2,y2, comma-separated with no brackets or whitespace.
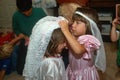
66,35,100,80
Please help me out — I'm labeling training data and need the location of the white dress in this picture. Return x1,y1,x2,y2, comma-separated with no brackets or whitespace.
23,16,66,79
33,57,67,80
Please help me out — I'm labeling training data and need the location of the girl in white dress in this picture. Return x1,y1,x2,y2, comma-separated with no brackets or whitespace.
23,16,67,80
34,28,67,80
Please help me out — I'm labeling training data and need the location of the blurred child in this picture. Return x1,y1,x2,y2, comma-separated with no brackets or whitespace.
12,0,47,74
0,32,25,80
111,18,120,68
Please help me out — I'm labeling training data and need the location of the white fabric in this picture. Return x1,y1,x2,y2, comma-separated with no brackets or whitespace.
32,0,57,15
34,57,67,80
32,0,57,8
75,11,106,72
23,16,66,79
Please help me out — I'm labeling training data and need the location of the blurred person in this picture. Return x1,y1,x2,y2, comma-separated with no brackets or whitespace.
111,18,120,69
12,0,47,75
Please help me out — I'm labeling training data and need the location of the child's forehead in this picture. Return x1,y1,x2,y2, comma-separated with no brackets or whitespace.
73,15,83,20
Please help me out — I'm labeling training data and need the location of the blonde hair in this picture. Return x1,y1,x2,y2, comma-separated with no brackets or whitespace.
58,3,80,21
0,44,13,59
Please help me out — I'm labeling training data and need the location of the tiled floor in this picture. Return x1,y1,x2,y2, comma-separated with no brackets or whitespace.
4,42,120,80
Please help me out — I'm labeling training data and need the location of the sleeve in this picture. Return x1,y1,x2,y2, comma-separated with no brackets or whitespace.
78,35,101,59
42,60,60,80
12,13,21,35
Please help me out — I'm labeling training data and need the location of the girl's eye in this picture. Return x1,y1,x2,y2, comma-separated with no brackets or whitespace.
76,21,82,24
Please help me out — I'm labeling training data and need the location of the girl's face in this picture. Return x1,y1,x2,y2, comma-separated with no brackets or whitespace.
57,42,66,53
71,20,86,37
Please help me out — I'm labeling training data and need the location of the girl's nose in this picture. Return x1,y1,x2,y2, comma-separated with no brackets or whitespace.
71,23,76,30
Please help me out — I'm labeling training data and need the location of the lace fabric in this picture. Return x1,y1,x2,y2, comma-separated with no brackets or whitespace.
23,16,66,78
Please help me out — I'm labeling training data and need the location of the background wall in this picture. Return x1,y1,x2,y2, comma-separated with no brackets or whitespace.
0,0,56,30
0,0,16,29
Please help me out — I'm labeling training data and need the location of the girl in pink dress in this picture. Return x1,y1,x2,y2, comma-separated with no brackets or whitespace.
59,7,106,80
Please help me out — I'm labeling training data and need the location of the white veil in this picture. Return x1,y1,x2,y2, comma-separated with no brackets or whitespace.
23,16,66,78
75,11,106,73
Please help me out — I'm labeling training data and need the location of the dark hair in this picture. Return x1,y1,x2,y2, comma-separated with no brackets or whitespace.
16,0,32,12
72,7,100,34
45,28,66,57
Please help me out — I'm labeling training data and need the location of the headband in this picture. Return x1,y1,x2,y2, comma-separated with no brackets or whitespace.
75,11,106,72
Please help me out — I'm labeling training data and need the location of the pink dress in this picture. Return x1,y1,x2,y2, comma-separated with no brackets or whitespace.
66,35,100,80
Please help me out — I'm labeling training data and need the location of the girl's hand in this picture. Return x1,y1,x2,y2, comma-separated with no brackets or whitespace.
24,36,29,46
112,18,120,27
59,20,69,32
9,33,24,45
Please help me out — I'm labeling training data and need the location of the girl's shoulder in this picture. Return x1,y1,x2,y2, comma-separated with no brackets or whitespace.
13,11,23,18
42,58,60,64
78,35,99,41
78,35,100,46
41,58,62,68
79,35,97,39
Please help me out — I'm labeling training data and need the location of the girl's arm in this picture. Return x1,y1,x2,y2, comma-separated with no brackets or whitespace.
9,33,25,45
59,20,86,56
111,18,119,42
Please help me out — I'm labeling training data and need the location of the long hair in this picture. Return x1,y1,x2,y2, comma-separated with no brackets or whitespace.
72,7,99,34
44,28,66,57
